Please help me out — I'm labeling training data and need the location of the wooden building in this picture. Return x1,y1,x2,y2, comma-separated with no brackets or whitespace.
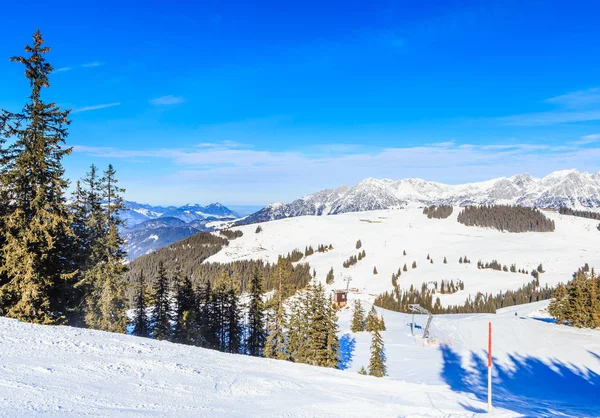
331,289,348,308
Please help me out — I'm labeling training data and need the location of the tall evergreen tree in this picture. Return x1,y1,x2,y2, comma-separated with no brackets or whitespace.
196,279,217,349
132,270,150,338
306,280,329,367
225,272,242,354
324,300,340,369
286,294,308,363
246,266,266,357
351,300,366,332
368,328,387,377
265,290,287,360
151,262,172,340
172,268,196,344
0,30,77,324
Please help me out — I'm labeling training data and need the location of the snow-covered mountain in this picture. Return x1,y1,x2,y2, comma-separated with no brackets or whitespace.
239,169,600,224
160,203,239,223
123,201,239,228
122,202,239,259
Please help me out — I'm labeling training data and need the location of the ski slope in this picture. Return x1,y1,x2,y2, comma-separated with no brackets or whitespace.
209,207,600,306
1,315,515,418
1,300,599,417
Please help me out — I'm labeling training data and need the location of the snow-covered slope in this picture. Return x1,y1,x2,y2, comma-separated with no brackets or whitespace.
239,170,600,224
0,316,514,417
2,298,598,417
213,207,600,306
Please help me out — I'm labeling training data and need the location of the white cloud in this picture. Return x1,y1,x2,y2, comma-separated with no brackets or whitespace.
72,102,121,113
150,95,185,106
546,88,600,108
72,140,600,205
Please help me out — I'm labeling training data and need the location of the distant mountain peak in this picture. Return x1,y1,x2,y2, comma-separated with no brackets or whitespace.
238,169,600,225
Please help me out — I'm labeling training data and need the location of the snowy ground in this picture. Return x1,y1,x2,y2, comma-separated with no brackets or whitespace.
1,300,599,417
2,208,599,417
208,207,600,306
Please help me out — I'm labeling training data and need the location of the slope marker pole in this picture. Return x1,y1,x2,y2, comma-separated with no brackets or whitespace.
488,322,492,413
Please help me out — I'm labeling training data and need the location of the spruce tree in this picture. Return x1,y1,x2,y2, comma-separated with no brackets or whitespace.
351,300,366,332
358,366,367,375
326,267,335,285
196,280,217,348
306,280,329,367
324,300,340,369
96,165,128,333
172,269,196,344
373,266,378,275
246,266,266,357
365,306,380,332
286,294,307,363
0,30,77,324
265,290,287,360
225,272,242,354
132,270,150,338
368,328,386,377
151,262,172,340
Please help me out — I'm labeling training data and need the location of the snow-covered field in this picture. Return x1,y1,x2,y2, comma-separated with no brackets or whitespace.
2,207,600,417
1,300,599,417
209,207,600,306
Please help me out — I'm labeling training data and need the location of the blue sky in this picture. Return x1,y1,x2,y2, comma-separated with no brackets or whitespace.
2,0,600,206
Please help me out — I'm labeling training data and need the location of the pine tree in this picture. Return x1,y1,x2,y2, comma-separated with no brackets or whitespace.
197,280,217,348
305,280,329,367
96,165,128,333
443,257,447,264
412,261,417,269
265,290,287,360
172,269,196,344
324,300,340,369
326,267,335,285
365,306,379,332
358,366,367,375
356,239,362,249
373,266,378,275
132,270,150,338
151,262,172,340
351,300,366,332
0,31,77,324
368,328,386,377
246,266,266,357
287,294,308,363
403,263,408,272
225,272,242,354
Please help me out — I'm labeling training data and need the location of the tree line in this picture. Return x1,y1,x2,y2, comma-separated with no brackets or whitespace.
457,205,555,232
423,205,453,219
0,31,128,331
374,280,553,314
558,207,600,220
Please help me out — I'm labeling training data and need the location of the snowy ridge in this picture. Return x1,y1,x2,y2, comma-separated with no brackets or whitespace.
239,169,600,224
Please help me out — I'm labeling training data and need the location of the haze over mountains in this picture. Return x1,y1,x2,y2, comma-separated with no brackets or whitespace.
122,201,239,259
239,169,600,225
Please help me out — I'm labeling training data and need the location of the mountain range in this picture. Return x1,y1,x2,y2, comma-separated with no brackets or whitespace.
238,169,600,224
122,202,239,259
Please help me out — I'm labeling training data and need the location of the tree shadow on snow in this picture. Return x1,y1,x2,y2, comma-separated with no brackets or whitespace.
440,345,600,417
338,333,355,370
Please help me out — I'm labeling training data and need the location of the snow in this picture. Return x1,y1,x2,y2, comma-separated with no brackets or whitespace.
209,207,600,306
3,207,600,416
0,316,515,417
2,299,599,416
244,169,600,223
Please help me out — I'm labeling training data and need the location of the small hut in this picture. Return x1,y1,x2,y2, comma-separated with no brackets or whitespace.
331,289,348,308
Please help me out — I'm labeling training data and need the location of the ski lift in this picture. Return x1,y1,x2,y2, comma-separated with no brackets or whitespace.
408,304,433,339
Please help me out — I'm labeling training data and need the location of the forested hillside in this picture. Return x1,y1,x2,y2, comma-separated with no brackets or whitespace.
457,205,555,232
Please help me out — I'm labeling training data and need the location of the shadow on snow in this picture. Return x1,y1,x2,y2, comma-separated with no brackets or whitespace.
440,345,600,417
338,333,356,370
